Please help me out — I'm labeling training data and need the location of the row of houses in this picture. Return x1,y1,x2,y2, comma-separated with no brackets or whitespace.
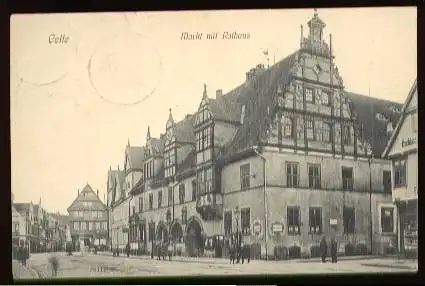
102,10,416,258
12,195,71,254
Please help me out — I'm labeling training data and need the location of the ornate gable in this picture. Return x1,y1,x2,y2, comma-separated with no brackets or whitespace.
195,84,212,126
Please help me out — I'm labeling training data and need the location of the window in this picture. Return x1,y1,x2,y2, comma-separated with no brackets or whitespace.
192,180,197,201
73,222,79,231
308,164,321,189
394,159,406,187
149,194,153,210
164,147,176,178
168,187,173,206
286,162,299,188
241,208,250,235
322,122,331,142
139,197,143,212
158,191,162,208
14,223,19,232
287,206,301,234
198,167,213,195
343,125,351,145
343,207,355,234
322,91,330,105
102,222,107,230
92,211,97,218
342,167,353,191
306,119,314,139
81,222,86,231
224,211,232,236
305,88,314,102
240,163,250,191
412,113,417,133
283,117,293,137
179,183,185,204
148,222,155,241
309,207,322,234
197,126,213,152
89,222,93,230
381,207,394,233
383,171,392,193
182,207,187,224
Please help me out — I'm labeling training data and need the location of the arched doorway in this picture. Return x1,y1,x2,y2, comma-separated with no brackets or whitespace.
156,222,169,243
185,217,204,257
170,222,183,243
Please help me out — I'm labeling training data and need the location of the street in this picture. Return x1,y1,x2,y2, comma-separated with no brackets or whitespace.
13,252,417,279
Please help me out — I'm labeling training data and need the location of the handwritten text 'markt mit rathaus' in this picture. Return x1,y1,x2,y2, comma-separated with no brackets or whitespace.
181,31,251,40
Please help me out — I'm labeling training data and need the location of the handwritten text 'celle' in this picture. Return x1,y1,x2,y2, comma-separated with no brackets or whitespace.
181,31,251,40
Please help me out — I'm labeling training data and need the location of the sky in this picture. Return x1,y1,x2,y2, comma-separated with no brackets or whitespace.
10,7,417,214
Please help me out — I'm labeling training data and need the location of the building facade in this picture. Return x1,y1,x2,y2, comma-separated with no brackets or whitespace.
110,10,403,258
67,184,108,250
382,79,417,257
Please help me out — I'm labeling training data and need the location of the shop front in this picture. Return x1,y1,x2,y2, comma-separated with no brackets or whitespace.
397,199,417,258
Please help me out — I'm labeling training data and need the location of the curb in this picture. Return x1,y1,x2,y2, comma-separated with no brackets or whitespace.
96,252,385,265
361,263,417,270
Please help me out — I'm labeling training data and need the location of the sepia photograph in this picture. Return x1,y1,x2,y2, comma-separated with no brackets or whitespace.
10,7,417,280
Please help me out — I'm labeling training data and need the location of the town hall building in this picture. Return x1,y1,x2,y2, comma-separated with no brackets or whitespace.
108,10,403,259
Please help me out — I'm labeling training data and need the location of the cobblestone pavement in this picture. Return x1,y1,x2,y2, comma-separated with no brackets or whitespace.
15,252,417,280
12,260,38,279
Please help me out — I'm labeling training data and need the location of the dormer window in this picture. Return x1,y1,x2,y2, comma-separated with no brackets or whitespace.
305,88,314,102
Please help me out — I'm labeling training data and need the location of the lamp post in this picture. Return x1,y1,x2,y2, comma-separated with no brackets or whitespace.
368,156,374,254
253,146,268,261
128,195,134,248
234,206,240,245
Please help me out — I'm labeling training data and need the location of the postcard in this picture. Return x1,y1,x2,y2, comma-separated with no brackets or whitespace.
10,8,417,280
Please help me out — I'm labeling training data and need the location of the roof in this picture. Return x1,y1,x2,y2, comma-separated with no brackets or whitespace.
49,213,71,226
125,146,145,170
149,137,165,154
223,51,299,157
13,203,31,213
67,183,107,212
346,92,403,158
174,114,196,143
382,79,417,158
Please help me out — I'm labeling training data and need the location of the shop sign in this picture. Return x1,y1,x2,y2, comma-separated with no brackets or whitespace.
330,219,338,226
271,222,284,233
401,137,417,148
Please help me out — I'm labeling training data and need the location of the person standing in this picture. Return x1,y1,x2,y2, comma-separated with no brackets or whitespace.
125,243,130,257
330,237,338,263
320,236,328,263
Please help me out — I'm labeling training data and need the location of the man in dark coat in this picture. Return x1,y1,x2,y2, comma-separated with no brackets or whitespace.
320,236,328,263
125,243,130,257
330,237,338,263
229,244,236,264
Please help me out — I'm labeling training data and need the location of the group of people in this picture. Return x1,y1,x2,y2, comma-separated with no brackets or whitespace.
229,241,250,264
320,236,338,263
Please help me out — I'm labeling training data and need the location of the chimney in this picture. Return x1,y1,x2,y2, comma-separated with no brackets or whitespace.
185,114,191,119
77,189,80,196
216,89,223,98
97,189,99,197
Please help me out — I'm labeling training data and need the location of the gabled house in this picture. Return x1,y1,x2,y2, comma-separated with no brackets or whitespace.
382,79,417,257
66,184,108,250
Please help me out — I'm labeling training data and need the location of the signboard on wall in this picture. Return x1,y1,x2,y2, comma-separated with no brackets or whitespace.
271,222,284,234
252,221,262,236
